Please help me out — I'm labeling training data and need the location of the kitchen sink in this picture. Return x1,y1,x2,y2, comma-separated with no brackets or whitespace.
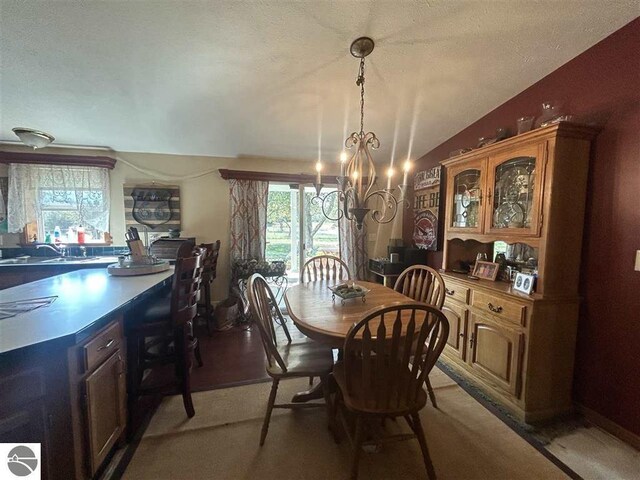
41,256,98,263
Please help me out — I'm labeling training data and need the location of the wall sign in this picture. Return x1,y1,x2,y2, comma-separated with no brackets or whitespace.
413,166,441,250
123,184,181,239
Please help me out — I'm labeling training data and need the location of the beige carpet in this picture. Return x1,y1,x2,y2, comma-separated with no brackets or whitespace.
123,368,569,479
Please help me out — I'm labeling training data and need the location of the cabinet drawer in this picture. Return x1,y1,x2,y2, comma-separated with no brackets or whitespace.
471,291,526,326
84,321,123,372
443,279,470,305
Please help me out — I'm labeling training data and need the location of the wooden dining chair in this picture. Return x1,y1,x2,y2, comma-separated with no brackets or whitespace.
197,241,221,335
128,252,204,418
333,303,449,480
247,273,337,446
301,255,351,283
394,265,445,408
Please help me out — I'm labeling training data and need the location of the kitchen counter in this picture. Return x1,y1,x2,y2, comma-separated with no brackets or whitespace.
0,255,119,267
0,267,173,354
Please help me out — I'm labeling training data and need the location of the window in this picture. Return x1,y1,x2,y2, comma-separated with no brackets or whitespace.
8,163,110,242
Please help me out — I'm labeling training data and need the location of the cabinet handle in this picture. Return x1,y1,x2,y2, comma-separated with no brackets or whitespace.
487,187,492,201
97,338,115,351
469,333,475,348
478,189,483,206
445,288,455,296
487,302,503,313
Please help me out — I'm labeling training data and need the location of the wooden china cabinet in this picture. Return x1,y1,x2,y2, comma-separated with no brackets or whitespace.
438,122,598,423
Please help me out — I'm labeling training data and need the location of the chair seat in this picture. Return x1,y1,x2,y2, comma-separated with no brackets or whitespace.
267,341,334,378
141,296,171,322
333,360,427,415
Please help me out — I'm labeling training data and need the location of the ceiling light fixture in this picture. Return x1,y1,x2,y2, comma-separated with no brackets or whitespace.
12,127,55,149
312,37,408,230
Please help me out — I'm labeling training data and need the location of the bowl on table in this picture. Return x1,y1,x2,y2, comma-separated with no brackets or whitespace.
328,282,370,305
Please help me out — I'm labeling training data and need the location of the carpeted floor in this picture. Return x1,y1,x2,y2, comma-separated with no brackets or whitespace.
123,368,569,479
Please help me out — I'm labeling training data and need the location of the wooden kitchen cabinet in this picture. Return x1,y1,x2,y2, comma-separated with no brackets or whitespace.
468,313,523,397
84,350,126,475
439,122,598,422
68,316,127,479
442,301,467,360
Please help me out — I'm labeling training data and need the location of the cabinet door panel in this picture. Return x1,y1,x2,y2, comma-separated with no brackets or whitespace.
446,159,487,234
442,300,467,360
468,314,523,397
84,350,126,476
485,143,546,236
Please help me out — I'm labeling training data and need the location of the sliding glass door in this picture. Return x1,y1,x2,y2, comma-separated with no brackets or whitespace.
265,183,339,284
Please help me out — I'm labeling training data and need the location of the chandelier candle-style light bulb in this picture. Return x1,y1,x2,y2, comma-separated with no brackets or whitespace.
339,151,348,176
402,160,412,185
315,161,322,184
311,36,408,229
386,167,395,190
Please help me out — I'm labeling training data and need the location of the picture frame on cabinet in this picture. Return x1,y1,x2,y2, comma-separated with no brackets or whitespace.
472,260,500,281
513,272,535,294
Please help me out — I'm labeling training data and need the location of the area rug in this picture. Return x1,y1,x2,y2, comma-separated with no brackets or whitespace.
123,368,569,479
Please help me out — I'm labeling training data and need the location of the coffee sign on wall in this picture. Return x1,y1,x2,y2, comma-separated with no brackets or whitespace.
412,166,441,251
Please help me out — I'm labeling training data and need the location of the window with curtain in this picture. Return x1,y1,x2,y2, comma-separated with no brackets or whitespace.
8,163,110,242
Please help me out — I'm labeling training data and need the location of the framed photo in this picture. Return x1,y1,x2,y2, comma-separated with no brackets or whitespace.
472,261,500,281
513,272,535,294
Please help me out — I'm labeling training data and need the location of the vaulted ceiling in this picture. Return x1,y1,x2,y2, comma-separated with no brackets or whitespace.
0,1,637,163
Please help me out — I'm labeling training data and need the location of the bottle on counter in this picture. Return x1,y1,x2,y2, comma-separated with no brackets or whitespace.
77,225,85,244
67,226,77,243
53,226,61,244
44,231,51,243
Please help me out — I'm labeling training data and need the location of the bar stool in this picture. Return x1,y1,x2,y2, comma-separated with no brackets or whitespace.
197,241,221,335
128,252,204,418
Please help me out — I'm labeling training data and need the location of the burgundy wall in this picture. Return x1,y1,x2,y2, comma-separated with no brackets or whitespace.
406,19,640,435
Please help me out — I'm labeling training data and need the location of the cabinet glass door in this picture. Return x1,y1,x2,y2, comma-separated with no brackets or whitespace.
486,144,545,235
448,160,485,233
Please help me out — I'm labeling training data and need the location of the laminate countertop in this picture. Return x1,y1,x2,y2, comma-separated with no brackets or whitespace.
0,256,119,268
0,268,173,354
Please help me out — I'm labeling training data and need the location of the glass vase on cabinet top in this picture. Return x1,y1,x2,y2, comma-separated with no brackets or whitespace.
452,168,482,229
491,156,536,229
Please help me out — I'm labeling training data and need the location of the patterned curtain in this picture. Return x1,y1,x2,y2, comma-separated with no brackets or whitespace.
8,163,110,233
338,203,368,281
229,179,269,263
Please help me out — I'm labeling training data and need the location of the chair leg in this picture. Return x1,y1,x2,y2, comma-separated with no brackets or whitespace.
425,377,438,409
411,411,436,480
176,326,195,418
320,375,339,443
260,378,280,446
350,414,365,480
194,338,204,367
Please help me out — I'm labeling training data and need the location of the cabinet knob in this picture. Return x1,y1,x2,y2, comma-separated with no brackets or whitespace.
487,302,503,313
445,288,455,296
459,333,465,338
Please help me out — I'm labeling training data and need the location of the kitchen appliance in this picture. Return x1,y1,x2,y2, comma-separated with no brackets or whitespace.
149,237,196,260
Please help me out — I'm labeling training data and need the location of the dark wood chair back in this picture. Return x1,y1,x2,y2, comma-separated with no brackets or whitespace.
199,241,221,283
394,265,445,308
343,303,449,412
170,253,204,328
247,273,291,371
302,255,351,283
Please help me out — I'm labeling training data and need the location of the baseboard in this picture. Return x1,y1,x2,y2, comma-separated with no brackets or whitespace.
575,403,640,451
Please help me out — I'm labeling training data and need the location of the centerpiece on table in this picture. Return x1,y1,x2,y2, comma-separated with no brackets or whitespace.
329,282,370,305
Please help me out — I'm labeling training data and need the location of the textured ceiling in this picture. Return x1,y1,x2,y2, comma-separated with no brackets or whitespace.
0,1,637,164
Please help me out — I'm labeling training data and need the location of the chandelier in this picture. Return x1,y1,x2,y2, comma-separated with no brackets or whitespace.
312,37,410,230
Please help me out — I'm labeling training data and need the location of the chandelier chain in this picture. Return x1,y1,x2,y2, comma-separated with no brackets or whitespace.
357,57,366,135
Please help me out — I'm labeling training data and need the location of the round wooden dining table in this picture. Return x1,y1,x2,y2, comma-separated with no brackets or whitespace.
284,280,413,348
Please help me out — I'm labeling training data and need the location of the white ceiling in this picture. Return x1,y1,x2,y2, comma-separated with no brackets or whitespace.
0,1,637,164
